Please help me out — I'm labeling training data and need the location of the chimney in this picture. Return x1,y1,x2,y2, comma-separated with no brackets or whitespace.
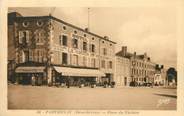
144,52,147,58
85,28,89,32
134,52,136,58
121,46,127,56
104,36,109,40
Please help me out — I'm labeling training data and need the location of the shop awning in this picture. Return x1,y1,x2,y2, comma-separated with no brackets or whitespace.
54,66,105,77
15,66,45,73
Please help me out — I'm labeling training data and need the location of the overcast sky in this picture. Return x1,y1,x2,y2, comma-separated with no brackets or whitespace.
8,7,177,69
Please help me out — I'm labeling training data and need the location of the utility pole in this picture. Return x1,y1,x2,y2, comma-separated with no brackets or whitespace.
49,7,56,16
88,8,90,31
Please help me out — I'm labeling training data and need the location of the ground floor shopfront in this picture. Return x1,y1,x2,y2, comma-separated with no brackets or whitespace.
14,65,115,87
130,75,154,86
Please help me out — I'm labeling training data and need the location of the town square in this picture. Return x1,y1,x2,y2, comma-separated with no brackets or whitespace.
7,7,177,110
8,84,176,110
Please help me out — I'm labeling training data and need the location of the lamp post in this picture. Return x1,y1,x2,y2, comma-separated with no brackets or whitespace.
46,51,53,86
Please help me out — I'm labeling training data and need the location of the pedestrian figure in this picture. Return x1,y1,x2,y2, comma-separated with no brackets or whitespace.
67,77,70,88
31,74,36,86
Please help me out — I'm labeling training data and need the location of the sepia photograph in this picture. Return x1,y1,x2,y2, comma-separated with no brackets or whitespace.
7,7,177,110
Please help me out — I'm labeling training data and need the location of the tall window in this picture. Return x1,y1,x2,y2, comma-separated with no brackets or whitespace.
24,51,29,62
37,50,40,62
103,48,107,55
62,35,67,46
83,56,87,66
19,31,29,44
91,58,96,68
109,61,112,69
39,50,43,62
72,38,78,48
101,60,105,68
59,35,62,45
91,44,95,52
62,52,68,65
29,50,33,61
36,32,44,44
19,50,25,63
83,41,87,51
72,54,78,66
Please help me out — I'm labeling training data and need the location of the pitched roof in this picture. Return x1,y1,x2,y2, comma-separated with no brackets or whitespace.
10,12,116,44
115,51,133,59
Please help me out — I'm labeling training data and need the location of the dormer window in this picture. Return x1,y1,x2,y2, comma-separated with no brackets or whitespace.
37,21,43,27
22,21,29,27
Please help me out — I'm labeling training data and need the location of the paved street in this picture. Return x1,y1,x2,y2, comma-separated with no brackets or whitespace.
8,85,176,110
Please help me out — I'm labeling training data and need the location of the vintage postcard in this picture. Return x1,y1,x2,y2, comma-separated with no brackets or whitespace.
0,0,184,116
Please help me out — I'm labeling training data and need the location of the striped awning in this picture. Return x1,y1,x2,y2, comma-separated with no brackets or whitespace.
15,66,45,73
54,66,105,77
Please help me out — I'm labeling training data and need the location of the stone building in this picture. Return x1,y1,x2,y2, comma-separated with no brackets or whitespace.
114,46,131,86
8,12,116,86
8,12,22,82
115,46,156,86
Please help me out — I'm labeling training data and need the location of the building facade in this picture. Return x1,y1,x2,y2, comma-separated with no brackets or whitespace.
154,64,166,86
115,46,156,86
130,53,156,85
114,47,131,86
8,12,116,86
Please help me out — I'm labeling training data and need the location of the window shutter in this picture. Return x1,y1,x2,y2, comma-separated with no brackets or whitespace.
19,31,23,43
90,44,92,52
26,31,29,43
22,51,25,63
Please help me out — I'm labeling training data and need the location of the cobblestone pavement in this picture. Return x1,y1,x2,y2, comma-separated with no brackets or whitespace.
8,85,176,110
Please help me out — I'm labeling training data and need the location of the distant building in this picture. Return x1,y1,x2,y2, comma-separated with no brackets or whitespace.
115,46,131,86
115,46,156,86
154,64,166,86
8,12,116,86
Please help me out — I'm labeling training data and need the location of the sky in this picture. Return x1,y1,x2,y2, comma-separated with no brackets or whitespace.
8,7,177,69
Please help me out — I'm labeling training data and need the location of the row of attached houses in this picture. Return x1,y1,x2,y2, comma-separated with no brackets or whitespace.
8,12,166,86
114,46,166,86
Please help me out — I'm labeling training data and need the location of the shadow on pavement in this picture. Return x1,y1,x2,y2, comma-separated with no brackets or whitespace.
154,93,177,98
